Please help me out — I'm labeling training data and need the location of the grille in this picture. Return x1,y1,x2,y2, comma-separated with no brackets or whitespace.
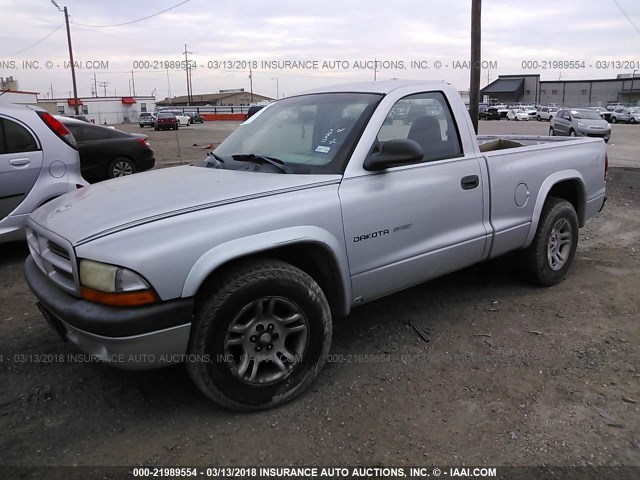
26,225,79,296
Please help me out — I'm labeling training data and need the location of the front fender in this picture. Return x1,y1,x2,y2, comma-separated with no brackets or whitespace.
181,226,352,315
524,169,585,248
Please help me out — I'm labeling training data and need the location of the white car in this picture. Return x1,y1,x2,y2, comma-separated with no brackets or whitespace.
628,108,640,124
0,104,87,242
507,109,530,121
537,106,559,121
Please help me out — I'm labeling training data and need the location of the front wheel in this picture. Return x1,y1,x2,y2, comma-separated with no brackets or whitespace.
518,197,579,286
549,127,555,136
187,259,332,411
569,129,576,137
537,116,541,121
610,117,617,124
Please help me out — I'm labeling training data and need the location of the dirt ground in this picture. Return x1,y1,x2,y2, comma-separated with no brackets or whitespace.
0,120,638,470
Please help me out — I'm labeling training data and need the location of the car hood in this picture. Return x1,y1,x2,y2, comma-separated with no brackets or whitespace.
30,166,341,246
576,119,610,128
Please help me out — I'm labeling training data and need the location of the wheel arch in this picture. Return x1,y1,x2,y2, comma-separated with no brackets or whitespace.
524,171,586,247
182,227,352,318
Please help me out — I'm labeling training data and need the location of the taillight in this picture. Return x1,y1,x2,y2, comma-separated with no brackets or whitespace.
37,111,77,149
137,137,151,149
604,153,608,181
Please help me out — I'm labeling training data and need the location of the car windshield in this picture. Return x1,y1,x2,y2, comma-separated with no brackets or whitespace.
571,110,602,120
212,92,382,174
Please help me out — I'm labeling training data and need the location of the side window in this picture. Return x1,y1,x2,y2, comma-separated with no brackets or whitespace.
377,91,462,163
57,106,65,114
2,118,39,153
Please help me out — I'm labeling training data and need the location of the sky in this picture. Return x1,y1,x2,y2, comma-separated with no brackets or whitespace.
0,0,639,101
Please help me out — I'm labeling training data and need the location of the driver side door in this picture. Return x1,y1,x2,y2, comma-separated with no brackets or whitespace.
338,91,489,303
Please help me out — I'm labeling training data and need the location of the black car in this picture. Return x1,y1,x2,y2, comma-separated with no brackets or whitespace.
246,105,265,118
481,106,501,120
185,112,204,124
59,117,155,182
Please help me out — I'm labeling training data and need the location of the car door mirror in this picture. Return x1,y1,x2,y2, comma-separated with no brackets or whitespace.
363,139,424,171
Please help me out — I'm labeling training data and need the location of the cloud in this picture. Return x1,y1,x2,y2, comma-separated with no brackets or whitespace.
0,0,638,98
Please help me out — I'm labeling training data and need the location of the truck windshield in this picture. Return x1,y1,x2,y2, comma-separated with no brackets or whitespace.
213,92,382,174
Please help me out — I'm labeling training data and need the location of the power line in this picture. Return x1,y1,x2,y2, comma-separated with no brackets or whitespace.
613,0,640,35
3,23,64,56
70,0,191,28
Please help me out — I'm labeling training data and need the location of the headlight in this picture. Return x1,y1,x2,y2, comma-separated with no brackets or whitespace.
79,259,158,306
577,122,586,128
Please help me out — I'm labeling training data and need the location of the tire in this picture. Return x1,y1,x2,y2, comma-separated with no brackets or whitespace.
108,157,136,178
154,126,159,131
187,259,332,411
537,116,541,121
139,124,144,128
611,117,617,124
605,138,610,143
569,129,576,137
518,197,579,286
549,127,555,136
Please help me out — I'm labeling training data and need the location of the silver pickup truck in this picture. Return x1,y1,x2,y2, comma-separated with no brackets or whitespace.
24,80,607,410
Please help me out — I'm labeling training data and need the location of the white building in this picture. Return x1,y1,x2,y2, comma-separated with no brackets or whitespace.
38,96,156,125
0,89,39,105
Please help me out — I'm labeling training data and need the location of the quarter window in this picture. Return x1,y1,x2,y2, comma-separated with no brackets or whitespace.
376,91,462,163
1,118,39,153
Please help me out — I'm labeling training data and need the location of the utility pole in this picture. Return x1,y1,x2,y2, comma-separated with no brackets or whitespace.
99,81,108,97
271,77,279,99
93,73,97,97
469,0,482,134
50,83,54,99
249,66,254,103
52,1,79,114
374,58,377,82
131,70,136,97
183,44,192,105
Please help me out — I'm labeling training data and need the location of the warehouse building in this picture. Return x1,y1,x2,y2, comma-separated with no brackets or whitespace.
481,73,640,106
38,95,156,124
157,88,272,107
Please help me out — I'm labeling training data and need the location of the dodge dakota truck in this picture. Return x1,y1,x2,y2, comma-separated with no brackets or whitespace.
24,80,607,410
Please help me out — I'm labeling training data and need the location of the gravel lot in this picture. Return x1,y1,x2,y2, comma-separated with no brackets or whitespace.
0,119,638,469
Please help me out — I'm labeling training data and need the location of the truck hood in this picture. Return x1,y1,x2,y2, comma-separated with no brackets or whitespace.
30,166,341,246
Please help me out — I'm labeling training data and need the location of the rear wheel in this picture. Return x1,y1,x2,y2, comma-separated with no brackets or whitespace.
611,117,617,124
518,197,579,286
108,157,136,178
187,259,332,411
537,116,541,121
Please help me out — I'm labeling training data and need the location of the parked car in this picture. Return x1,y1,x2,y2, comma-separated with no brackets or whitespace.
507,109,530,121
495,105,510,118
628,108,640,124
550,108,611,142
185,112,204,124
59,117,155,181
154,112,179,131
481,106,501,120
160,110,190,126
522,106,538,120
537,106,559,122
609,107,631,124
138,112,156,128
24,80,607,410
0,105,87,243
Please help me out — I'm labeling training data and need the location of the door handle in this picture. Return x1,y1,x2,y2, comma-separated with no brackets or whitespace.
461,175,479,190
9,158,30,167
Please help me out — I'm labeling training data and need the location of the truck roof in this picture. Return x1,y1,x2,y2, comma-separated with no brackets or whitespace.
300,80,450,95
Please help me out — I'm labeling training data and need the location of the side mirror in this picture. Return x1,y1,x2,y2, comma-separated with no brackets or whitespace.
363,139,424,171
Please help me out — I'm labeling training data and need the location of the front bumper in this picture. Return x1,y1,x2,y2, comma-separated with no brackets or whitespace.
24,255,194,370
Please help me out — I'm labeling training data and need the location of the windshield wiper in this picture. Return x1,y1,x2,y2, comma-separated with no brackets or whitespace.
205,152,226,168
231,153,290,173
